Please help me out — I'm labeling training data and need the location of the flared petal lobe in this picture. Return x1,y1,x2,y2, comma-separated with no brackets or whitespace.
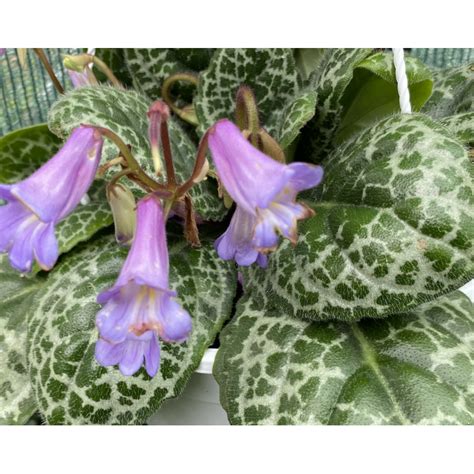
214,206,266,266
95,331,160,377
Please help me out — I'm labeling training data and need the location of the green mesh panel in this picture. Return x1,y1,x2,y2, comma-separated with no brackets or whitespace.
0,48,81,136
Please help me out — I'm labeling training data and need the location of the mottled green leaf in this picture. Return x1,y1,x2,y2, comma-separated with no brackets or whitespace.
0,123,113,260
294,49,326,81
55,180,113,255
441,112,474,147
27,231,237,424
124,48,213,101
48,86,226,221
215,291,474,425
0,124,62,183
299,48,373,162
195,48,314,149
422,63,474,119
0,258,44,424
278,91,317,150
335,52,433,142
93,49,133,87
244,114,474,321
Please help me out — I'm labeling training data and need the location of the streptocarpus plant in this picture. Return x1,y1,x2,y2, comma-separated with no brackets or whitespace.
0,48,472,425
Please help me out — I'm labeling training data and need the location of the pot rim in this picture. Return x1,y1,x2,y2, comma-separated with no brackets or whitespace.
196,348,217,375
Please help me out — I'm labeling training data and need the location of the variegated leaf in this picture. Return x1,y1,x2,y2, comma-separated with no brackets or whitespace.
0,124,62,183
93,49,133,87
194,48,315,149
124,48,213,101
48,86,226,221
441,112,474,147
214,291,474,425
244,114,474,321
0,258,44,424
298,48,373,162
422,63,474,119
27,231,236,424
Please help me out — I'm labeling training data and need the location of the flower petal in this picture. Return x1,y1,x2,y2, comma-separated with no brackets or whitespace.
95,338,125,367
0,201,31,251
143,332,160,377
33,222,58,271
8,216,39,272
208,119,293,214
119,339,145,376
158,296,192,343
96,287,139,343
287,162,324,192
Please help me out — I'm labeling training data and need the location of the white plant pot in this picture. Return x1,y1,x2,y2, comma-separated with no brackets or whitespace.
148,349,228,425
148,280,474,425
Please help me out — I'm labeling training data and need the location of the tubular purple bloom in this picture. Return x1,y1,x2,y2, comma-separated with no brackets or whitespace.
95,195,192,378
208,119,323,267
0,126,103,272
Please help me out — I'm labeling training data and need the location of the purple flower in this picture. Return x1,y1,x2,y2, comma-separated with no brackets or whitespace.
95,195,192,377
0,126,103,272
68,69,93,88
208,119,323,267
0,48,6,56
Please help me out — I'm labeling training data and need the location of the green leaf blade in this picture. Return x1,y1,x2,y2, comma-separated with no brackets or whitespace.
244,114,474,321
0,258,44,424
215,291,474,425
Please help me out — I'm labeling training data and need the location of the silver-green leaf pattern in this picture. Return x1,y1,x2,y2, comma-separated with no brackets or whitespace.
93,49,133,88
244,114,474,321
299,48,373,162
48,86,226,221
0,258,44,424
214,291,474,425
0,124,62,183
27,231,236,424
194,48,314,149
422,63,474,119
441,112,474,147
124,48,214,100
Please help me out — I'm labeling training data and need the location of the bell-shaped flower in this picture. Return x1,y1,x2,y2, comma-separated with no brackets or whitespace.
95,195,192,377
208,119,323,267
0,126,103,272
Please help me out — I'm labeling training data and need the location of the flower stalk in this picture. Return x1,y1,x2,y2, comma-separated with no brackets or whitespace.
162,72,199,126
33,48,64,94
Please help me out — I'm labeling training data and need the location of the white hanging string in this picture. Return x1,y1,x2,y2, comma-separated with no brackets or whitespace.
392,48,412,114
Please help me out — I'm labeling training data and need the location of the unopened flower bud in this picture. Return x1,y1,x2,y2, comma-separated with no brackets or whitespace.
257,128,286,163
192,158,209,184
147,101,171,175
63,54,92,73
107,183,136,246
